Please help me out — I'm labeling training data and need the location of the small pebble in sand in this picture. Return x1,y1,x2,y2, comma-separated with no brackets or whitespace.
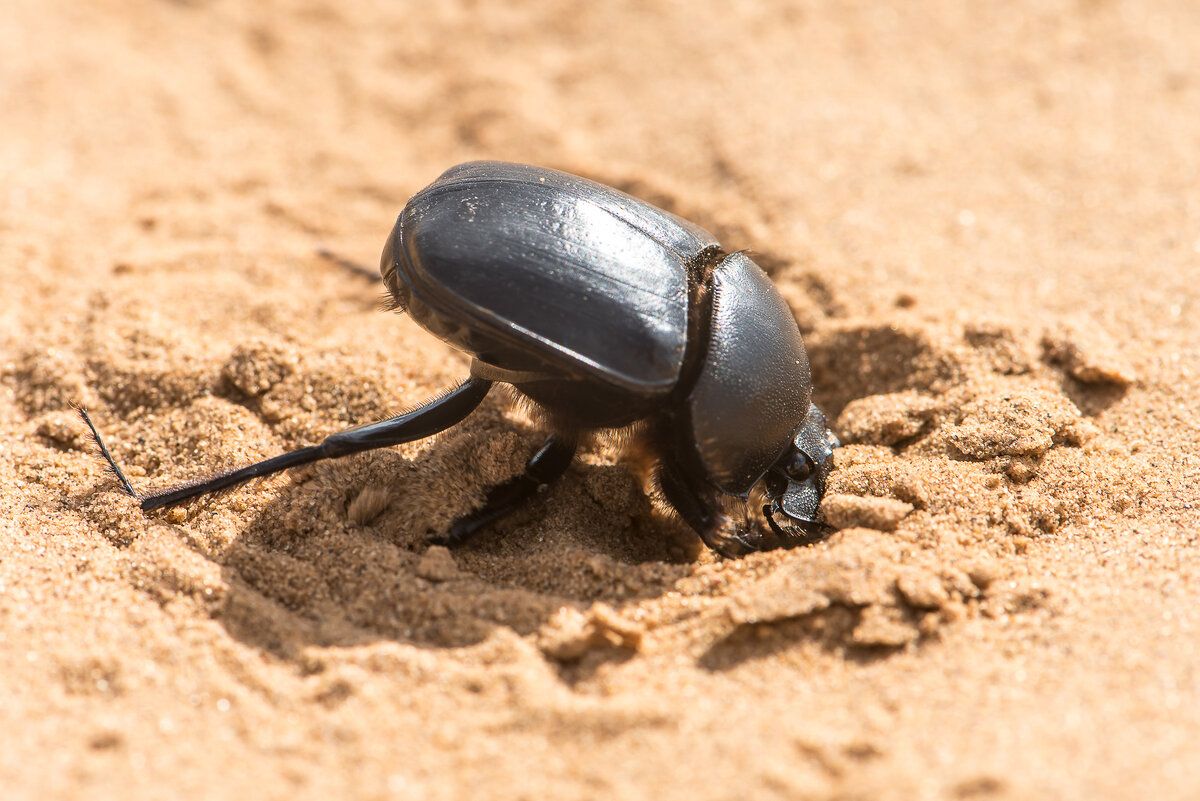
895,571,949,609
1041,321,1136,385
851,606,918,647
536,604,643,661
415,545,461,582
965,560,1004,591
221,339,299,396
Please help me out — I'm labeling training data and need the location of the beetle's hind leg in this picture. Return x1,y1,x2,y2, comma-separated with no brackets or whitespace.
436,433,578,547
81,378,493,512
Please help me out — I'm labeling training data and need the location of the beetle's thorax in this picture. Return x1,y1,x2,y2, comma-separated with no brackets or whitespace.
678,251,813,497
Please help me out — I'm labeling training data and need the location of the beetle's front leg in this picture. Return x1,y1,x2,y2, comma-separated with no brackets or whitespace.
657,460,778,558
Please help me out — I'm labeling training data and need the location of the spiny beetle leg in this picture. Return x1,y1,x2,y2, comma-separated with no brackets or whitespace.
82,378,492,512
77,406,137,499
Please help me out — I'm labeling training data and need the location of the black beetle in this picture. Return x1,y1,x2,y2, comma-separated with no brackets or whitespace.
83,161,838,557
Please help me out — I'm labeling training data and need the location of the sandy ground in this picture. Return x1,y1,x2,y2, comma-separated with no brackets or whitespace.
3,1,1199,799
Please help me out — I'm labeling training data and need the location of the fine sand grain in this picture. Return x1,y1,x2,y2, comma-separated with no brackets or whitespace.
3,2,1199,799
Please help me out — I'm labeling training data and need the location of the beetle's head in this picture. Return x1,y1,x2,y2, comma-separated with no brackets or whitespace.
760,402,839,546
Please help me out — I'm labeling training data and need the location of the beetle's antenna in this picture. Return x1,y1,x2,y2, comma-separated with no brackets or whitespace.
76,407,139,500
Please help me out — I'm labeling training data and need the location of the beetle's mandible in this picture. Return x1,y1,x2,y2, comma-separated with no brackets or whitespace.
84,161,839,557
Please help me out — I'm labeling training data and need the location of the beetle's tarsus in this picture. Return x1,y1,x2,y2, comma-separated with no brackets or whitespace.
76,407,139,500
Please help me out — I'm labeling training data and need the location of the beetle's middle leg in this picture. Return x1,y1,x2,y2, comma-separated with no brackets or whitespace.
436,433,578,546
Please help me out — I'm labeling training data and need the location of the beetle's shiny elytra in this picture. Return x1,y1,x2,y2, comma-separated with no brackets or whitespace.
83,161,838,557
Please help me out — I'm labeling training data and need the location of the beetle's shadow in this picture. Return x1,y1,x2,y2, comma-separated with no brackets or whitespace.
208,425,696,660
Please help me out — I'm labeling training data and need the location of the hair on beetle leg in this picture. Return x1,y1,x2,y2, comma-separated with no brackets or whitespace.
642,467,694,535
380,292,406,314
594,418,652,453
76,406,138,499
496,383,545,425
717,491,766,536
746,483,772,523
348,485,393,526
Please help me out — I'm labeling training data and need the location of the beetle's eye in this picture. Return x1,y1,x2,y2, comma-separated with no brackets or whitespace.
783,451,814,483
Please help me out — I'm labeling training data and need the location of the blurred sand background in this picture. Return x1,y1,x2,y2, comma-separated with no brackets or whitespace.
3,1,1199,799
